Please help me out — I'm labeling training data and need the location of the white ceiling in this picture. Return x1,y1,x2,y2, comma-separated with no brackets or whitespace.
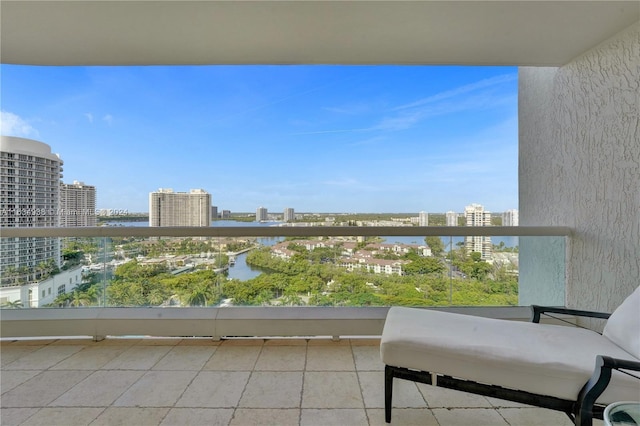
1,1,638,66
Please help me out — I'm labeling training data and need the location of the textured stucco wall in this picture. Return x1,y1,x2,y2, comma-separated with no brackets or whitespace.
519,22,639,313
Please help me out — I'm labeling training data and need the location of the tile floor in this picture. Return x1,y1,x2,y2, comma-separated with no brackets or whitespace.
0,337,591,426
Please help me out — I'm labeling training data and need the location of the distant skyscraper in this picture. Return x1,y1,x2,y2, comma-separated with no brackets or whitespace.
284,207,294,222
211,206,218,220
221,210,231,219
1,136,63,284
60,181,96,227
149,188,211,227
464,203,492,259
503,209,519,226
446,211,458,226
418,211,428,226
256,206,268,222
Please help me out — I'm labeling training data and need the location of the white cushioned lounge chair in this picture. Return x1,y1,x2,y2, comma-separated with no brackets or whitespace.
380,287,640,425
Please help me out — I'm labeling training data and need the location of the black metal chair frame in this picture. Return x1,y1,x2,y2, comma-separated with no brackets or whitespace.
384,306,640,426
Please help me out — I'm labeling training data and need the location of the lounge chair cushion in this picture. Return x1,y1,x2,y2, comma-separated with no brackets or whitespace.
603,287,640,359
380,307,640,404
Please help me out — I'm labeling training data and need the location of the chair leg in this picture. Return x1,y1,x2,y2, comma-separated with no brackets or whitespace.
385,365,394,423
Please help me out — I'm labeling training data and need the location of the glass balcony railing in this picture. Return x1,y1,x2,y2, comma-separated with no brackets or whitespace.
1,226,569,311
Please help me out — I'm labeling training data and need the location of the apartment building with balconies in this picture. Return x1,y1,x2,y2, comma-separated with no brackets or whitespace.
464,203,492,260
60,180,96,227
0,136,62,285
149,188,211,227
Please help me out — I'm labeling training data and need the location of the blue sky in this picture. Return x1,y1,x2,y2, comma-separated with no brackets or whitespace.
1,65,518,214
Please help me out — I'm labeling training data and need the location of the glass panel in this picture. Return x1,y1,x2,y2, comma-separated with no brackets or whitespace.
0,231,566,309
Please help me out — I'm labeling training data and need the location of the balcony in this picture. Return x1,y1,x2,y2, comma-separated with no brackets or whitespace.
1,2,637,424
1,226,569,340
1,336,588,426
1,225,597,426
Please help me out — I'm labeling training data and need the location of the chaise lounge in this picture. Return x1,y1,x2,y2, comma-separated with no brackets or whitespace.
380,287,640,425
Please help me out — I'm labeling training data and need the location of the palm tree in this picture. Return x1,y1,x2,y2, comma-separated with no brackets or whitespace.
181,280,217,306
2,266,18,286
1,300,24,309
69,291,91,307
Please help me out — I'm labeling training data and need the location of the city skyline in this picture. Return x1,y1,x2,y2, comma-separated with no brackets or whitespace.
1,65,518,213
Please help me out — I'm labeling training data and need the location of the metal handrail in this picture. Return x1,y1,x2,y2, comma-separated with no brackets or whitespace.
0,225,572,238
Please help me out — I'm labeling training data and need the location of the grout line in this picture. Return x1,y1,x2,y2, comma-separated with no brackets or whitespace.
299,340,309,424
229,340,265,424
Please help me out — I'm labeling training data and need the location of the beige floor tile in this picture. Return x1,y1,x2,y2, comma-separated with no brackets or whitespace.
498,407,575,426
359,371,427,409
231,408,300,425
350,338,381,346
3,345,84,370
416,383,493,408
486,396,532,408
254,346,306,371
152,345,216,370
0,408,40,426
49,338,95,345
367,408,439,426
161,408,234,426
20,407,104,426
176,371,250,407
0,345,44,366
0,339,581,426
239,371,303,408
307,338,350,346
4,339,56,346
101,345,172,370
1,370,92,408
203,345,262,371
306,346,355,371
50,370,145,406
302,372,364,409
0,370,41,394
353,346,385,371
113,370,197,407
91,338,141,346
220,338,265,346
50,346,129,370
432,407,510,425
89,407,170,426
300,408,368,425
176,338,222,346
135,338,181,346
264,338,308,346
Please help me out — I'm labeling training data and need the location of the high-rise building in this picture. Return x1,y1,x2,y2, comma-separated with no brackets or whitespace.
446,211,458,226
256,206,267,222
418,211,428,226
1,136,63,285
149,188,211,227
503,209,519,226
464,203,492,259
283,207,294,222
60,181,96,227
211,206,218,220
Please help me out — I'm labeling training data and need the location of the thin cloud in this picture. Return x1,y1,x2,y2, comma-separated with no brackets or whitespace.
84,113,94,123
103,114,113,125
0,111,40,137
298,75,516,136
393,73,517,111
323,103,372,115
288,127,371,136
